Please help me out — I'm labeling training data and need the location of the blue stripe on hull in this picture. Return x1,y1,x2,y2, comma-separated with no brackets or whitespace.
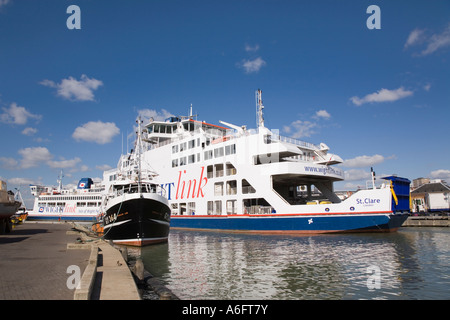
170,213,408,234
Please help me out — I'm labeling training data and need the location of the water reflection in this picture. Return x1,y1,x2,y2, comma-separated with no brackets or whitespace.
130,228,450,300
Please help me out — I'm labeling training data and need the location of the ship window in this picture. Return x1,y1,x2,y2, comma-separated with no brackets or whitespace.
172,145,178,153
225,144,236,155
243,198,273,214
180,157,186,166
180,142,186,152
188,154,195,164
171,203,178,215
214,147,224,158
197,153,200,162
227,200,237,214
226,180,237,195
188,140,195,149
242,179,256,194
204,150,213,160
214,200,222,214
214,164,224,177
214,182,223,196
172,159,178,167
207,201,214,215
179,203,186,215
207,165,213,179
188,202,195,215
226,163,236,176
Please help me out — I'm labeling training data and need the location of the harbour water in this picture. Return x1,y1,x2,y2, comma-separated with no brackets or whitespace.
132,227,450,300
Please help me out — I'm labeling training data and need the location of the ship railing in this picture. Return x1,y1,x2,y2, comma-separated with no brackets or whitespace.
364,179,391,190
271,134,319,150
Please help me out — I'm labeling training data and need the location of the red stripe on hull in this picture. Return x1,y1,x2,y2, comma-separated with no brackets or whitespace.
171,227,399,235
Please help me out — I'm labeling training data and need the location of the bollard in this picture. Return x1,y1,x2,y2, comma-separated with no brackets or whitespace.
134,258,145,281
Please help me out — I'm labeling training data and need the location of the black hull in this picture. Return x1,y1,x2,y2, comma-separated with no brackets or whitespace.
103,195,171,246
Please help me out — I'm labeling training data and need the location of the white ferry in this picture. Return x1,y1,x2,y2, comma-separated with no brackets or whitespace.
28,173,103,222
103,89,410,234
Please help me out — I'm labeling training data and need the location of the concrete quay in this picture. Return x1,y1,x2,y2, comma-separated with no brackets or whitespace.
403,215,450,227
0,221,140,300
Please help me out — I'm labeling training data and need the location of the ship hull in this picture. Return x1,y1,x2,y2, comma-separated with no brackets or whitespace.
103,194,171,246
170,212,408,234
0,202,21,219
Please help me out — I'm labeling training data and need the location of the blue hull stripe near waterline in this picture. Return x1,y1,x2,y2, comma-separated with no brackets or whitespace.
170,213,408,233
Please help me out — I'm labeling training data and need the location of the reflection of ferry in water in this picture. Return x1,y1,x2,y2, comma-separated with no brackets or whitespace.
28,173,103,222
103,89,410,234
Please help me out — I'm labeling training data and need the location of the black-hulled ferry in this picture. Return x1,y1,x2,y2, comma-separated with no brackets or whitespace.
102,118,171,246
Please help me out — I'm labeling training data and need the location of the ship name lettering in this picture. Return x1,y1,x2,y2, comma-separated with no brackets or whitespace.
176,166,208,200
356,198,381,205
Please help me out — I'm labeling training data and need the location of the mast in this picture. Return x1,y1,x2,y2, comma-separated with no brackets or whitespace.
256,89,265,128
136,116,143,194
57,170,64,192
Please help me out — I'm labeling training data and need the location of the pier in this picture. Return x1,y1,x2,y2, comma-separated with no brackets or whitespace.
0,222,141,300
402,215,450,227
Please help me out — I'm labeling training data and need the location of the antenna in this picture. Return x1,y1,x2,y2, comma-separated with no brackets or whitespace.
57,169,64,192
256,89,265,128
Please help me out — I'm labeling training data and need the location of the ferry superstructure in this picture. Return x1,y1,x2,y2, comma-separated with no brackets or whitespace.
28,174,103,222
103,90,409,234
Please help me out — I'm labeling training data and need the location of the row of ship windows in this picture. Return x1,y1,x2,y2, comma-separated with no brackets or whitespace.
172,137,228,153
172,144,236,167
38,202,102,207
39,196,102,201
171,198,273,215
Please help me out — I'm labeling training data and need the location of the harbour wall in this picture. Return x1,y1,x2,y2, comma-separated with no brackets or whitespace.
402,216,450,227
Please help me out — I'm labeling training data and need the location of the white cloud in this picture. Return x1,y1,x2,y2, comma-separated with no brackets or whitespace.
342,154,385,168
429,169,450,181
47,157,82,169
350,87,413,106
22,127,38,136
405,24,450,56
0,102,42,125
96,164,113,171
138,108,174,124
0,157,18,170
72,121,120,144
18,147,53,169
7,177,40,187
314,110,331,120
344,169,372,181
0,0,11,9
283,120,317,139
421,24,450,56
40,74,103,101
245,44,260,52
238,57,267,74
404,28,426,48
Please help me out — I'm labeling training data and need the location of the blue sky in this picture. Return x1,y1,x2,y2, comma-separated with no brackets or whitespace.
1,0,449,208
